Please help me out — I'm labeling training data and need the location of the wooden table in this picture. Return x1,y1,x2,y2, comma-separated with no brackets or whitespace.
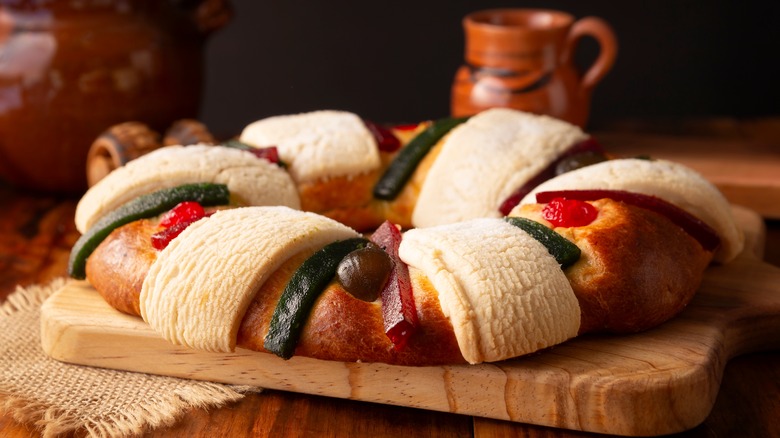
1,117,779,437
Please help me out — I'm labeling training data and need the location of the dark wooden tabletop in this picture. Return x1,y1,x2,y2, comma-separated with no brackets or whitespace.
1,117,779,437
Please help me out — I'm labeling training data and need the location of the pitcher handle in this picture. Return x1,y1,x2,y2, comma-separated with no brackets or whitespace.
566,17,618,94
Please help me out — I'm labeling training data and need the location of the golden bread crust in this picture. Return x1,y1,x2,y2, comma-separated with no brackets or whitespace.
86,219,465,365
86,219,160,316
515,199,713,334
237,251,465,365
299,132,443,232
85,193,714,363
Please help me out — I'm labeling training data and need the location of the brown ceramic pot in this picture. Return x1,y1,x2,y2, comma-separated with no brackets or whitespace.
451,8,617,127
0,0,231,194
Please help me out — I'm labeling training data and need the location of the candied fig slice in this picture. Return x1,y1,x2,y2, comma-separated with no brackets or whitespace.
336,244,393,302
536,189,721,252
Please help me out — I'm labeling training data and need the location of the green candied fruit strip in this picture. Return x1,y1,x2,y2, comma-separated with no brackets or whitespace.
264,237,370,359
221,139,254,151
373,116,469,200
67,182,230,279
504,216,581,269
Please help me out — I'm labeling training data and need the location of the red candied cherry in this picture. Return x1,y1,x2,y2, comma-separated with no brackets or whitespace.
542,197,598,228
153,201,213,250
536,189,721,252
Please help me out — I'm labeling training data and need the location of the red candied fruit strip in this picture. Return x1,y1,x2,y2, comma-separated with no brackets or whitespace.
364,120,402,153
159,201,205,228
542,197,599,227
249,146,282,164
370,220,418,350
151,221,192,250
498,137,605,216
392,123,421,131
536,189,721,252
499,191,527,217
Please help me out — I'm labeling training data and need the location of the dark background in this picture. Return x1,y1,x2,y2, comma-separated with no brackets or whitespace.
198,0,780,137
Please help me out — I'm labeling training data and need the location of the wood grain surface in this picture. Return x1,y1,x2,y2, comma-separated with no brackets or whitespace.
38,206,780,436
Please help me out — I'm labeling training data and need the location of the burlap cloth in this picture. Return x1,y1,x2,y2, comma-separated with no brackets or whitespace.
0,279,260,437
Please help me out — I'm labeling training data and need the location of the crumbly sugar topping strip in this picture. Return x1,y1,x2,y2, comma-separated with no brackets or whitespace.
240,110,380,184
75,145,300,233
398,218,580,364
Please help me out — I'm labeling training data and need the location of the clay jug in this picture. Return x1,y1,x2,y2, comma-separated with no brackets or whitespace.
451,8,617,127
0,0,231,195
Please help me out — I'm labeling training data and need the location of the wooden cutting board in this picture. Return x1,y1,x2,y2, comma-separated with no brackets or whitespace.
40,206,780,437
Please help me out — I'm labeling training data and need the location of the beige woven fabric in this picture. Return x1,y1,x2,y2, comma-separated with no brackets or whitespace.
0,279,259,437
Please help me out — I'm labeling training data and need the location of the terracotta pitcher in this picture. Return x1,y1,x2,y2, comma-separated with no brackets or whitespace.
451,8,617,127
0,0,231,195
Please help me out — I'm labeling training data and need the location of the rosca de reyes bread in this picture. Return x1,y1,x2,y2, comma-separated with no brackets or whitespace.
512,198,711,333
238,108,597,230
516,158,743,263
408,107,588,227
84,206,582,365
65,108,745,366
74,144,300,234
509,158,743,333
136,207,580,364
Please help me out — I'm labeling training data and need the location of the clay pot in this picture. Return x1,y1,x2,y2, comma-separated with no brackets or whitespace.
0,0,231,195
451,8,617,127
